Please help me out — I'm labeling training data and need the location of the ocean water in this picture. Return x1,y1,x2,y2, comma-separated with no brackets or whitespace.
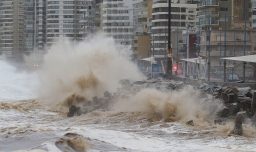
1,36,256,152
1,104,256,152
0,60,38,101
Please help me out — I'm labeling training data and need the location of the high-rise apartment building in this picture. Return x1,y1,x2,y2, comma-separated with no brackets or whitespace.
46,0,96,46
99,0,134,46
0,0,43,58
133,0,152,34
198,0,252,81
132,0,153,59
24,0,36,53
35,0,47,50
151,0,197,59
0,0,25,58
198,0,250,29
252,0,256,29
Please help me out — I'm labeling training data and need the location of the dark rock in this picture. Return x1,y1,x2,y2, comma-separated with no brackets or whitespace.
67,105,81,117
251,113,256,126
228,93,238,103
238,97,252,112
222,93,238,104
228,103,240,115
217,107,230,118
86,100,92,106
64,94,86,107
245,92,253,98
251,91,256,115
92,96,99,104
223,87,239,95
186,120,194,126
231,111,246,136
55,133,88,152
221,87,238,104
104,91,111,98
237,87,251,97
221,93,229,103
218,103,240,118
214,119,224,125
167,83,176,90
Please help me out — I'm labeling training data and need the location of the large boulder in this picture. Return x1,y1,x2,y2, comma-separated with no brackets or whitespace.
251,113,256,126
231,111,246,136
217,103,240,118
251,91,256,115
55,133,89,152
238,97,252,113
221,87,239,104
67,105,81,117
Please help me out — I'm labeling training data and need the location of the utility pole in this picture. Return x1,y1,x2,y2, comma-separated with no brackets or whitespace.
186,26,189,78
167,0,172,78
224,13,227,82
207,26,211,82
176,28,178,75
243,0,247,82
151,27,155,79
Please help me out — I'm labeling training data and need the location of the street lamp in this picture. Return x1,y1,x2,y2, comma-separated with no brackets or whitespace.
167,0,172,78
243,0,247,82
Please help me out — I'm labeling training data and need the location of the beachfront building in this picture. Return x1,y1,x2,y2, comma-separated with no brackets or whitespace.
46,0,96,46
151,0,197,74
0,0,26,58
198,0,253,81
99,0,134,47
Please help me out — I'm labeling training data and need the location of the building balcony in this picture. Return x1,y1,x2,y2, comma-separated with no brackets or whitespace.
197,11,219,17
200,41,251,46
199,16,219,27
198,0,219,8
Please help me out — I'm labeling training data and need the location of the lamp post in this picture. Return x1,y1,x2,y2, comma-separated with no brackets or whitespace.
167,0,172,78
224,13,227,82
207,26,211,82
176,28,179,76
243,0,247,82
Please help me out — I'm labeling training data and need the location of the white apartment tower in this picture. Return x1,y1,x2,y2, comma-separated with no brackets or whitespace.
133,0,152,34
0,0,44,57
24,0,36,53
151,0,197,59
46,0,96,46
252,0,256,29
0,0,25,57
100,0,134,46
35,0,47,50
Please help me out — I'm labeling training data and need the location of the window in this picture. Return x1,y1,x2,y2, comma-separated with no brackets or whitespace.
220,7,228,11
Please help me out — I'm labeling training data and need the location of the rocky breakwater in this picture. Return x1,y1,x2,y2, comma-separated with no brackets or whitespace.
201,85,256,135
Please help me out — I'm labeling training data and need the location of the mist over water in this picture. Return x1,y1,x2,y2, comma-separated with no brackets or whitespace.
38,34,144,106
0,60,38,101
113,87,224,124
37,34,225,125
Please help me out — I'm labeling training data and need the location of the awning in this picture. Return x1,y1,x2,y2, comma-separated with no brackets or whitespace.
180,57,206,64
222,55,256,63
140,57,157,64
